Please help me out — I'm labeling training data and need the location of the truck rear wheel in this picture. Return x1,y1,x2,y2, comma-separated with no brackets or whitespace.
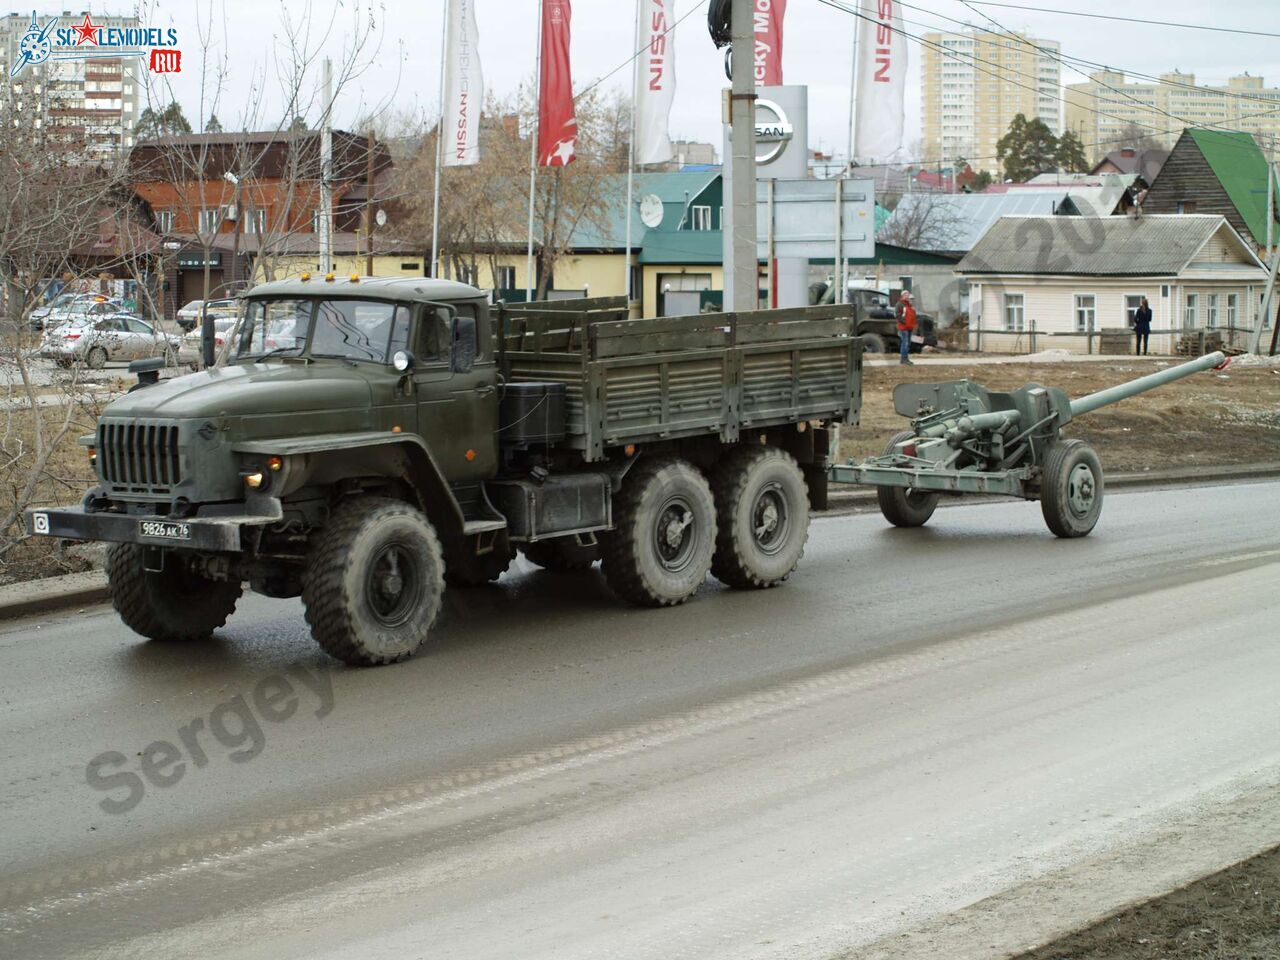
876,431,939,527
106,544,241,642
601,458,716,607
521,537,599,571
302,497,445,666
1040,439,1103,539
861,333,887,354
711,446,809,589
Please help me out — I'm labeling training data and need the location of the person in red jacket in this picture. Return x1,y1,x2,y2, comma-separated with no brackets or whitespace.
896,291,917,365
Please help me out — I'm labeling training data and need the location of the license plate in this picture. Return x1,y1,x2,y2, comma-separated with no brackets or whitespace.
139,520,191,540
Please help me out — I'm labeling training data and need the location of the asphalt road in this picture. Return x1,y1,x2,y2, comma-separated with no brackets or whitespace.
2,482,1279,959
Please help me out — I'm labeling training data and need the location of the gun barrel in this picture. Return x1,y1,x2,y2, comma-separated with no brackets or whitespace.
1069,351,1225,418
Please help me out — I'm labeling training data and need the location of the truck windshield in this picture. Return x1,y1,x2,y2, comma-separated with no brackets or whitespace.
237,298,410,363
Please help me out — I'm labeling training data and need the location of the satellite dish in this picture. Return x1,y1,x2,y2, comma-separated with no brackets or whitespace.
375,209,388,227
639,194,664,229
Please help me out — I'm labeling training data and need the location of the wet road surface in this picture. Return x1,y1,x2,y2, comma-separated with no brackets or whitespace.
2,481,1278,959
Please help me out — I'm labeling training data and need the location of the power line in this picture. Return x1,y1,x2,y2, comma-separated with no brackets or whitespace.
816,0,1280,169
895,0,1280,112
964,2,1280,40
574,0,708,102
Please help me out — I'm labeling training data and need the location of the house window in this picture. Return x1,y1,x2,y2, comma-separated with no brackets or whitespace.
198,208,219,233
154,209,174,233
1206,293,1219,328
1074,294,1096,332
495,265,515,289
1003,292,1025,331
1124,294,1145,326
899,276,914,292
241,208,267,234
1227,293,1238,326
690,205,712,231
457,264,478,286
1184,293,1199,328
1176,200,1197,213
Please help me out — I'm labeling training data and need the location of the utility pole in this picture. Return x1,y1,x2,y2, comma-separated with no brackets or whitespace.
319,57,334,276
365,129,376,276
728,0,758,312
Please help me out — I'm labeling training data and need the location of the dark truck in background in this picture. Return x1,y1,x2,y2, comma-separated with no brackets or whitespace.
26,280,861,666
808,280,938,354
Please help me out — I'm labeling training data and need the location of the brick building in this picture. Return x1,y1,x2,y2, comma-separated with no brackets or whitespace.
129,130,399,315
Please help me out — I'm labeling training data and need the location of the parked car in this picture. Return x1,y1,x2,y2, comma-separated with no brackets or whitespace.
30,294,123,331
40,314,181,369
176,298,239,332
177,316,240,367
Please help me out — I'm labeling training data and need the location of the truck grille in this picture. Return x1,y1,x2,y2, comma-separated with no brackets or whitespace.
97,420,183,494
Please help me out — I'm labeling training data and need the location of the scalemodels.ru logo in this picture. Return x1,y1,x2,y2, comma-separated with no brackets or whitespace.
9,9,181,77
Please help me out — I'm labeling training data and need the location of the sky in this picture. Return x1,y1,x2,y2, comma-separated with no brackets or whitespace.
121,0,1280,164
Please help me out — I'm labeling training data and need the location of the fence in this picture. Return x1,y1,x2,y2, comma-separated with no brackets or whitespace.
973,321,1271,356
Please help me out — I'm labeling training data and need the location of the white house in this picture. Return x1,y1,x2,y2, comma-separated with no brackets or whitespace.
956,215,1270,354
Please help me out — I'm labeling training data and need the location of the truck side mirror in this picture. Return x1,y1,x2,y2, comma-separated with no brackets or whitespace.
450,313,476,374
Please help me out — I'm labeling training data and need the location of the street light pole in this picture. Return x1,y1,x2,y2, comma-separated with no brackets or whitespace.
728,0,758,312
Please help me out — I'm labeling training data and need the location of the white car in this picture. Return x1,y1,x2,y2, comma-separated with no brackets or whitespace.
176,298,239,332
178,316,240,367
40,314,181,369
32,294,124,332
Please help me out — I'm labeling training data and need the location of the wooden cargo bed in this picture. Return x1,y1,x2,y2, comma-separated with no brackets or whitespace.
497,298,862,461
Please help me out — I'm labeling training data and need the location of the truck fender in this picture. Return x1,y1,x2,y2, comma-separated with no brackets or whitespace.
234,433,465,537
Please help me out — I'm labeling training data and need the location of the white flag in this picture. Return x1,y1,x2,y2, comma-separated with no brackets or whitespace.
852,0,906,165
442,0,483,166
634,0,675,166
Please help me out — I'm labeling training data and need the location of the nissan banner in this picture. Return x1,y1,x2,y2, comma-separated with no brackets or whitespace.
442,0,483,166
852,0,906,165
635,0,675,165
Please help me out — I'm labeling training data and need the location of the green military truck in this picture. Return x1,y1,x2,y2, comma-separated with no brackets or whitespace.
25,279,862,665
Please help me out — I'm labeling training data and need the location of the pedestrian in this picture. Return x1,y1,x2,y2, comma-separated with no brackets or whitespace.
1133,296,1153,355
896,291,917,365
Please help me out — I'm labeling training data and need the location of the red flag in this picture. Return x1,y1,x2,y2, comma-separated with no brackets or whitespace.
753,0,786,86
538,0,576,166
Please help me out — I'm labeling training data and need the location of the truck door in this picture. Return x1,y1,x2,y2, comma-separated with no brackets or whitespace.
412,303,498,481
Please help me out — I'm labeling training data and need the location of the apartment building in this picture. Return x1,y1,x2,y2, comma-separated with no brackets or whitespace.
1065,71,1280,158
922,29,1062,174
0,11,141,162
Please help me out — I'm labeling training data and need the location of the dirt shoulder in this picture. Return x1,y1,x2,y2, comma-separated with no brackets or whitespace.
841,357,1280,472
1013,844,1280,960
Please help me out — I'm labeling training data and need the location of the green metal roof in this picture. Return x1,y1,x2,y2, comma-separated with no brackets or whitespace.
569,171,721,249
1188,129,1280,246
637,229,724,264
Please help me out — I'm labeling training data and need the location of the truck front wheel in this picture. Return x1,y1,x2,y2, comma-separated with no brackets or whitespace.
711,447,810,589
601,458,716,607
106,544,241,642
302,497,445,666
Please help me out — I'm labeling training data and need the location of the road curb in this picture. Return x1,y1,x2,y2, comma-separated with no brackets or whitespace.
2,463,1277,623
0,570,109,623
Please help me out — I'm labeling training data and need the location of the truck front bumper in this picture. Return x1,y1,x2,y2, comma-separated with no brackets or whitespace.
24,504,281,553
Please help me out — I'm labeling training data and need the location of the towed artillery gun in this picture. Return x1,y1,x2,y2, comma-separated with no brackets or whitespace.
832,351,1228,537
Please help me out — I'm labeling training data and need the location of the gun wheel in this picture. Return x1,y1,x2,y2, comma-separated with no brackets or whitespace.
1041,439,1104,538
876,430,939,527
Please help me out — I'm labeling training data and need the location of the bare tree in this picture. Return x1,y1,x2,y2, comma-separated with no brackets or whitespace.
398,87,627,297
876,193,967,252
0,87,148,578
